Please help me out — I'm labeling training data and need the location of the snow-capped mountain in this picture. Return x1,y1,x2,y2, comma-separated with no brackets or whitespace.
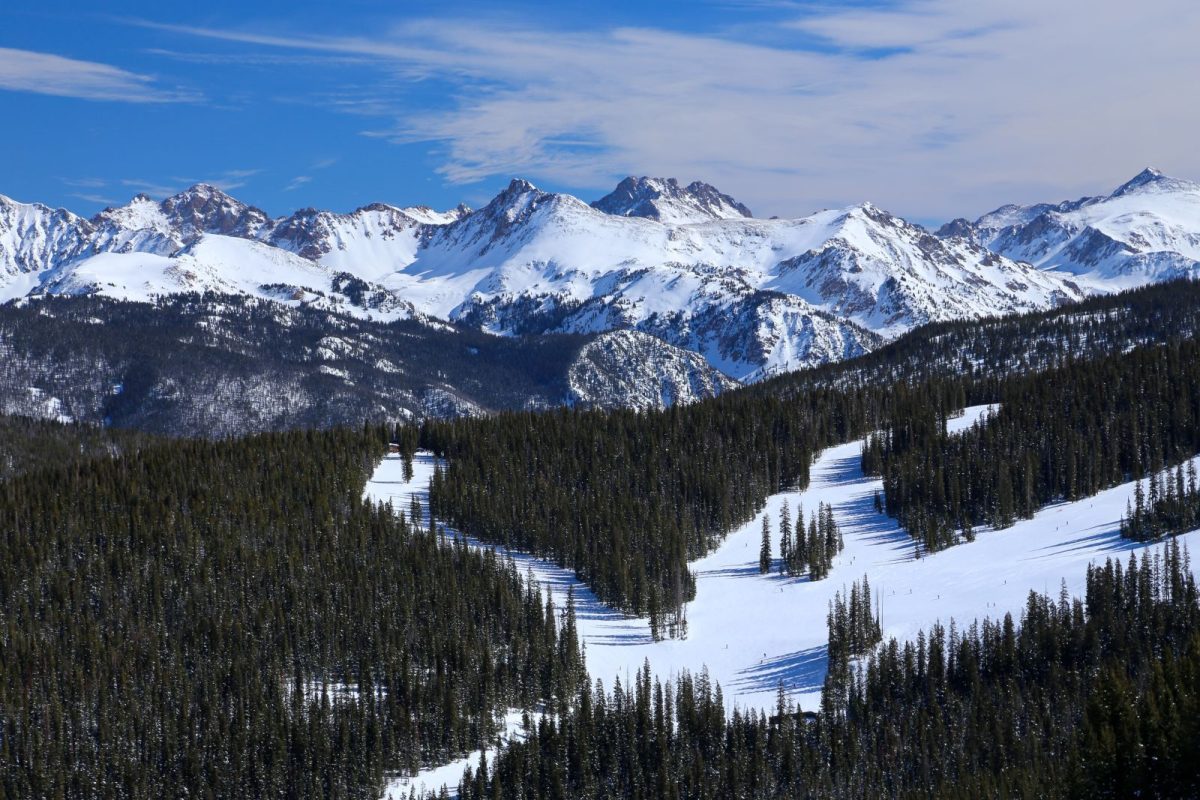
386,178,1081,377
0,173,1153,383
591,176,753,224
0,196,93,292
939,168,1200,287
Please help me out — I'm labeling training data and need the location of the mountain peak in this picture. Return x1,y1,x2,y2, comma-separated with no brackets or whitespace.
170,182,229,200
505,178,539,195
159,184,269,239
591,176,752,224
1110,167,1196,197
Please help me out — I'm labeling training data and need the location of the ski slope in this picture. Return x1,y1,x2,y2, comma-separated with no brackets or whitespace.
364,404,1200,795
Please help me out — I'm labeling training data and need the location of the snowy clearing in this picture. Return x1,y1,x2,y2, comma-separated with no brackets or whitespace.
364,404,1200,795
382,710,539,799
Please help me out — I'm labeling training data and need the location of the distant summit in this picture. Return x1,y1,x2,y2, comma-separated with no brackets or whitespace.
592,176,753,224
935,167,1200,284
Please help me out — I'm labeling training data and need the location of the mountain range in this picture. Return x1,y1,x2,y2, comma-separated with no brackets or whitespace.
2,168,1198,389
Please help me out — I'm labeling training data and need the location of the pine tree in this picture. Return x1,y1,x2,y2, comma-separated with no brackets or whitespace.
759,515,771,574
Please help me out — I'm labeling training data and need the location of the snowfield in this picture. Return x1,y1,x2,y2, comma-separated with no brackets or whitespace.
364,404,1200,796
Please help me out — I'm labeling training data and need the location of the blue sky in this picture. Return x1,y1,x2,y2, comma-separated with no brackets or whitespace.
2,1,1197,223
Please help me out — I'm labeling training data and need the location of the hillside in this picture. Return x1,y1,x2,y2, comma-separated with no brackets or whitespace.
0,294,731,435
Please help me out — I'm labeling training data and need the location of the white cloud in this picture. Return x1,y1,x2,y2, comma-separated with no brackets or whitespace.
119,169,261,198
61,177,108,189
69,192,116,205
0,47,194,103
284,175,312,191
134,2,1200,219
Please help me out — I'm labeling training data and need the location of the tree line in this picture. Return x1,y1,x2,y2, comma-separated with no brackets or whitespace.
419,379,969,624
862,338,1200,551
446,542,1200,799
1122,460,1200,541
761,501,844,581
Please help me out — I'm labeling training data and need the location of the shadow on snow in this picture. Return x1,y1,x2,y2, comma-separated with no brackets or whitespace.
732,646,828,695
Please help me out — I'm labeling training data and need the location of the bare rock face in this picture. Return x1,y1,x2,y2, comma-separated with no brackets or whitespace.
159,184,271,241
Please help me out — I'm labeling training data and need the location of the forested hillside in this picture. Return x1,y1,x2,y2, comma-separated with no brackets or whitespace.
422,281,1200,620
0,293,630,435
766,278,1200,395
456,544,1200,799
0,414,158,479
0,426,583,798
862,338,1200,550
419,383,949,620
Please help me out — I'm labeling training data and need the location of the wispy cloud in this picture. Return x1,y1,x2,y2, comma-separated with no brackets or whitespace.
210,169,261,191
0,47,196,103
61,177,109,189
126,2,1200,218
119,169,261,198
284,175,312,191
142,47,373,68
69,192,116,205
120,178,184,197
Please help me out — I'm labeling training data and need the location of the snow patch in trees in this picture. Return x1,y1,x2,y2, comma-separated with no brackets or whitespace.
382,710,540,799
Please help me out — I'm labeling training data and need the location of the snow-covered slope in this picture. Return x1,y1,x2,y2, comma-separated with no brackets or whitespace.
0,174,1156,381
0,194,93,301
266,202,465,271
765,202,1084,336
942,168,1200,287
365,407,1200,729
40,235,333,303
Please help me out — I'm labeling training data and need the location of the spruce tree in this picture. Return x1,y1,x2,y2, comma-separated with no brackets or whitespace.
759,515,771,574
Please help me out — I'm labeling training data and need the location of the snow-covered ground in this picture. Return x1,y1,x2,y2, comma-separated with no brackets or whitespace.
364,404,1200,795
382,710,537,799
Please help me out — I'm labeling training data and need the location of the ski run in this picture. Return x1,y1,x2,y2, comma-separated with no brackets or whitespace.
365,405,1200,796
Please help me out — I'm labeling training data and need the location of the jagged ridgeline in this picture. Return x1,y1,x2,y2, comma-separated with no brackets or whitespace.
453,545,1200,800
0,426,584,799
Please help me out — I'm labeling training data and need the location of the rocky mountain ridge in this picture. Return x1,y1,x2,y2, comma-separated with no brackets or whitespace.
2,169,1195,384
938,168,1200,286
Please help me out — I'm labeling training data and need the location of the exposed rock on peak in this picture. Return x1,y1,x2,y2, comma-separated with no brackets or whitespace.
161,184,270,239
592,176,753,224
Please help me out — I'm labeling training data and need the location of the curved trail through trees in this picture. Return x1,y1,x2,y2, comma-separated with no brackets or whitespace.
367,405,1200,795
367,406,1200,718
